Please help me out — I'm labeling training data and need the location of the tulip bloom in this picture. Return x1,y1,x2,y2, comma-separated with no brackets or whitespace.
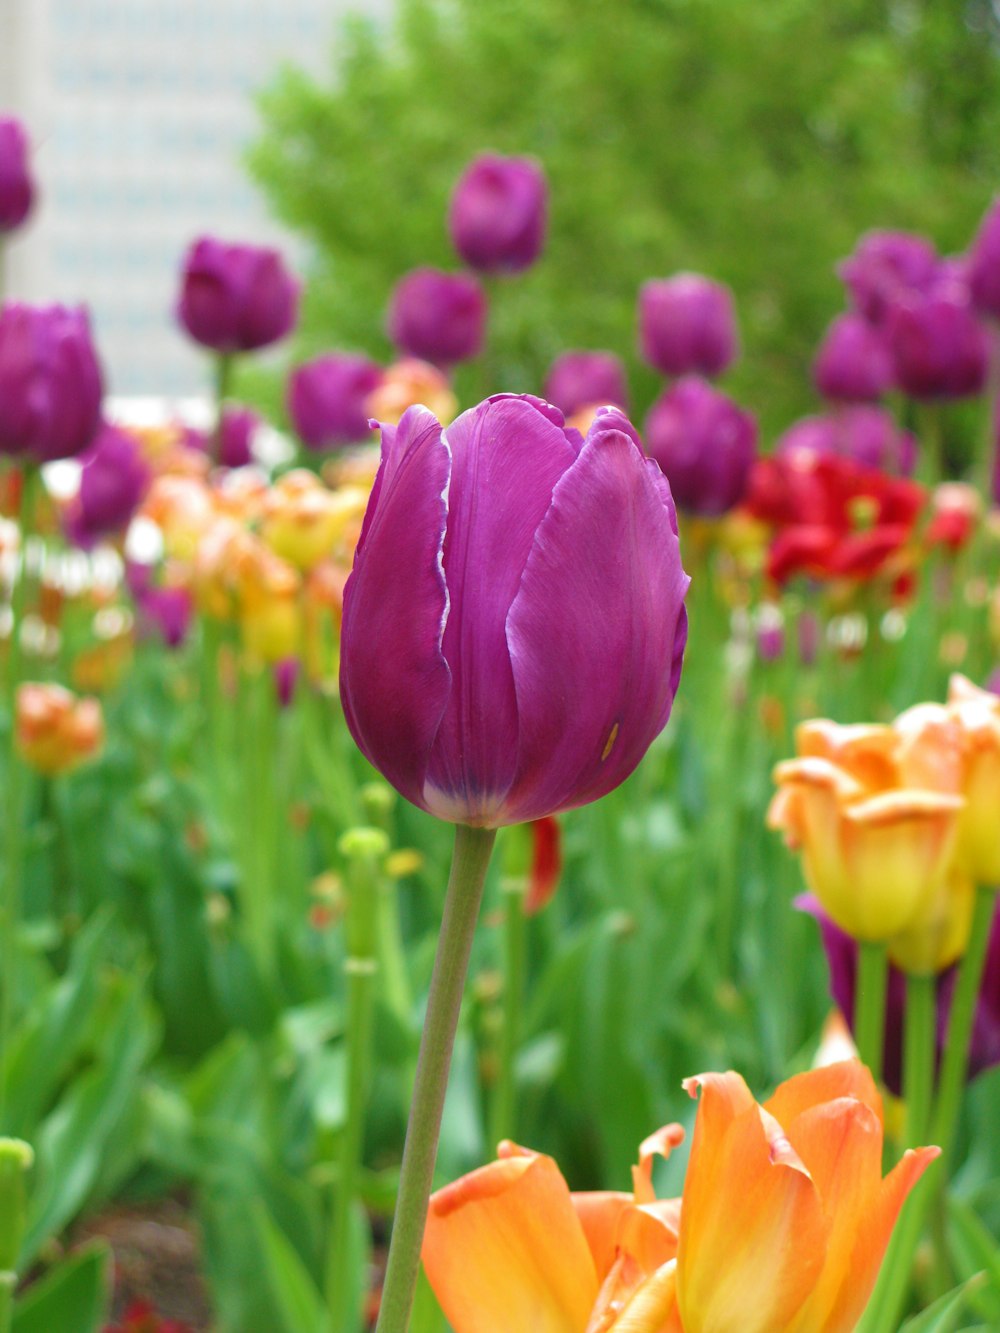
286,353,384,450
885,292,988,400
176,236,299,353
777,407,916,475
448,153,548,274
0,304,103,463
340,395,689,827
15,683,104,776
638,274,738,378
838,231,940,326
967,197,1000,322
386,267,487,367
0,116,35,233
812,313,894,402
644,375,757,517
544,350,629,418
423,1060,936,1333
64,423,151,547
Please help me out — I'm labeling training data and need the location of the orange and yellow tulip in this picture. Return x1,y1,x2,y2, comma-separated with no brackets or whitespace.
422,1060,936,1333
15,682,104,776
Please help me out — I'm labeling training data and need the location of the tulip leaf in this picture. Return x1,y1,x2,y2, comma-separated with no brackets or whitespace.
898,1272,988,1333
945,1198,1000,1322
11,1240,111,1333
248,1202,326,1333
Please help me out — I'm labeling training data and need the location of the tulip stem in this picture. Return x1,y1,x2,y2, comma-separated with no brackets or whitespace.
213,352,234,465
490,875,527,1149
903,972,936,1147
854,940,888,1086
375,823,496,1333
930,883,995,1170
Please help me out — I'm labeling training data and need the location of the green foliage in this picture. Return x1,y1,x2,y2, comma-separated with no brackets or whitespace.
249,0,1000,437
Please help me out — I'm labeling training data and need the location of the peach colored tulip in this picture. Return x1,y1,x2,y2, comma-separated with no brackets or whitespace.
15,682,104,776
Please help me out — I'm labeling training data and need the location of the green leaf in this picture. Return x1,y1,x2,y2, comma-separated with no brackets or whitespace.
12,1241,111,1333
249,1202,325,1333
898,1273,988,1333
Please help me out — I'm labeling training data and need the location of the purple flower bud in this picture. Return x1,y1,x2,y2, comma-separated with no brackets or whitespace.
65,423,150,546
387,268,487,367
643,375,756,516
543,350,628,418
886,291,989,400
287,353,384,450
638,274,738,378
756,609,785,663
813,313,894,402
448,153,548,274
838,230,940,326
968,198,1000,323
136,584,192,649
217,406,258,469
778,407,916,476
0,304,103,462
340,395,689,826
273,656,300,708
0,116,35,234
176,236,299,354
775,415,840,458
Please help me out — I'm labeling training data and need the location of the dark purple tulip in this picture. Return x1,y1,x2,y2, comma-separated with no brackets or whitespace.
886,292,989,400
838,230,940,326
217,406,258,469
968,198,1000,322
0,116,35,233
543,350,628,417
387,267,486,367
0,304,103,462
340,395,689,826
643,375,756,516
638,274,738,378
448,153,547,274
176,236,299,354
813,313,894,402
65,423,150,546
273,656,300,708
287,353,384,450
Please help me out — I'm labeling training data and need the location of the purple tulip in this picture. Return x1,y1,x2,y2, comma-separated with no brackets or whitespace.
777,407,916,476
813,313,894,402
217,406,258,468
176,236,299,354
448,153,548,274
838,230,940,326
134,582,193,649
340,395,689,826
543,350,628,417
638,274,738,379
643,375,756,516
387,267,486,367
886,291,989,400
775,414,839,459
0,304,103,462
0,116,35,234
273,656,300,708
65,423,150,547
968,198,1000,323
287,353,384,450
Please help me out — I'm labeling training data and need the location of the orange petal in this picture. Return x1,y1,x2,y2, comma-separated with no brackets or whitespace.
607,1259,682,1333
572,1190,636,1278
764,1059,882,1128
423,1150,599,1333
632,1123,685,1204
677,1072,828,1333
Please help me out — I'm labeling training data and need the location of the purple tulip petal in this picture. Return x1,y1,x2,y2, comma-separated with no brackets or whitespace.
423,397,578,822
503,411,689,821
340,406,452,808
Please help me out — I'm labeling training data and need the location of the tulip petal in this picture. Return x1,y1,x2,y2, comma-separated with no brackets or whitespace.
678,1072,827,1333
572,1189,636,1277
504,412,689,822
423,396,578,822
339,407,452,809
764,1059,882,1128
612,1260,682,1333
423,1151,599,1333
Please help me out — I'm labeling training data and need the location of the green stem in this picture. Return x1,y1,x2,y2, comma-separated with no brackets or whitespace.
903,972,936,1147
930,883,996,1169
490,876,527,1149
326,828,387,1333
213,353,235,465
0,1137,33,1333
375,824,496,1333
854,940,889,1087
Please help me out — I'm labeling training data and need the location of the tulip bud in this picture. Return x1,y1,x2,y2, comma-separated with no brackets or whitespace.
777,407,916,476
448,153,547,274
838,230,940,325
15,682,104,775
0,305,103,463
64,423,151,547
176,236,299,353
215,406,258,469
287,353,384,450
386,267,487,367
813,313,894,402
543,350,628,418
0,116,35,234
644,376,756,517
886,292,989,400
638,273,738,378
967,197,1000,323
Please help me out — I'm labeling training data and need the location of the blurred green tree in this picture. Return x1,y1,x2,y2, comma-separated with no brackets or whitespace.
249,0,1000,439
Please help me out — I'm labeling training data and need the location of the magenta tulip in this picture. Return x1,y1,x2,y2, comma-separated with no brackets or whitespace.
813,312,894,402
287,353,384,450
838,230,940,325
0,116,35,234
885,292,989,400
448,153,547,274
0,304,103,462
968,197,1000,323
543,350,628,417
65,423,150,546
387,267,486,367
777,407,916,476
644,375,756,516
176,236,298,353
638,274,738,378
340,395,689,827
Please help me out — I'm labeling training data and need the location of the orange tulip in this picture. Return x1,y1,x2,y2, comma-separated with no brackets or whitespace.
15,682,104,776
